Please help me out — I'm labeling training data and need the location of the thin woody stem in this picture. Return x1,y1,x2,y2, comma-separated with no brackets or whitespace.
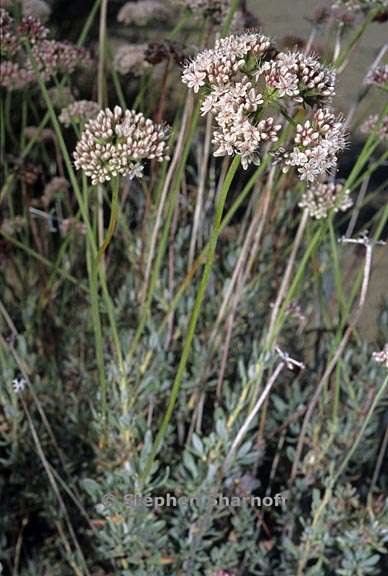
223,361,285,472
290,235,377,481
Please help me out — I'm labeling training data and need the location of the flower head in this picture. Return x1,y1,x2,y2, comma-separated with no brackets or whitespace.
279,108,346,182
213,111,281,169
59,100,100,127
117,1,172,26
360,114,388,141
73,106,170,185
183,32,282,168
182,33,344,171
261,51,335,103
145,40,184,65
298,180,352,218
114,44,150,76
30,39,91,79
0,10,91,89
16,13,49,44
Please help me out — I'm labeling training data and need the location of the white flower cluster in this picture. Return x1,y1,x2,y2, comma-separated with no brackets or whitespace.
298,181,352,219
360,114,388,141
211,81,281,168
74,106,169,185
59,100,100,127
117,1,172,26
182,32,342,174
280,109,346,182
183,33,280,168
114,44,150,76
260,51,335,103
372,344,388,368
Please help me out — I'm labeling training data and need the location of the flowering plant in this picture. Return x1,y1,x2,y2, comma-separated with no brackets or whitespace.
1,2,387,576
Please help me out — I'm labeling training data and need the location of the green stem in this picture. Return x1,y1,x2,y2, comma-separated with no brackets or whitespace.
83,180,107,432
140,155,241,484
97,178,120,259
77,0,102,48
167,9,190,40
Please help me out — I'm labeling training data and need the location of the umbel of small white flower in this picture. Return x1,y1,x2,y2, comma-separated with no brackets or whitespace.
59,100,100,127
361,114,388,141
73,106,170,185
114,44,150,77
280,109,346,182
298,180,352,219
182,32,345,177
117,1,172,26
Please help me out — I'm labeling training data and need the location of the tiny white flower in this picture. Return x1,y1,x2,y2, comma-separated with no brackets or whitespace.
128,162,144,180
12,378,26,393
183,69,206,93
